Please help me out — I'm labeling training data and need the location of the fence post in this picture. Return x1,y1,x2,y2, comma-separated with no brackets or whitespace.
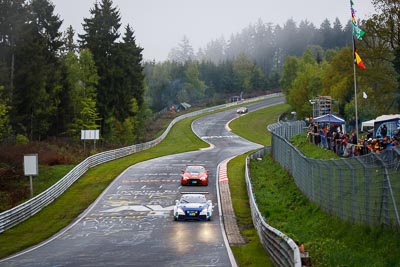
374,153,400,227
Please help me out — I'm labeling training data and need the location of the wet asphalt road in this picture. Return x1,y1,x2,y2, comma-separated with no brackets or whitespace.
1,97,284,267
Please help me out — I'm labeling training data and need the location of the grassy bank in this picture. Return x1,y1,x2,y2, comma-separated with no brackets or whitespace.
228,154,274,267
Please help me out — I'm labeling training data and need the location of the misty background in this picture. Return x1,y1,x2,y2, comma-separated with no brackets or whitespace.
1,0,398,147
51,0,375,61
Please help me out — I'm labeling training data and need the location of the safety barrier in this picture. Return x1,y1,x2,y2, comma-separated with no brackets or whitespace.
246,148,302,267
0,94,280,234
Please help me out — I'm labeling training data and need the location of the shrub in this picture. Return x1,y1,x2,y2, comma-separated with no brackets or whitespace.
15,134,29,145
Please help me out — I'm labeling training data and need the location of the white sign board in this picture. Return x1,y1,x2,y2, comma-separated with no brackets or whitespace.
24,154,38,176
81,130,100,140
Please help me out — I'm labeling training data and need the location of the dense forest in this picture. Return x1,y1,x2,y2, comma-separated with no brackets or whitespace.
0,0,398,145
0,0,145,145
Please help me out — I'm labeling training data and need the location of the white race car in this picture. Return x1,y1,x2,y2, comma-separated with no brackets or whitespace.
236,106,248,114
173,194,213,221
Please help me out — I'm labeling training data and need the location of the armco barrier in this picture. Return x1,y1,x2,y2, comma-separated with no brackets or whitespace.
0,94,281,234
246,148,302,267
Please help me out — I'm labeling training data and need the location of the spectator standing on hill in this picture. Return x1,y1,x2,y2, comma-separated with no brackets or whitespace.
381,124,387,138
366,129,373,140
329,124,338,151
350,132,357,145
319,128,326,148
313,123,318,144
349,117,356,132
335,132,343,155
326,126,332,150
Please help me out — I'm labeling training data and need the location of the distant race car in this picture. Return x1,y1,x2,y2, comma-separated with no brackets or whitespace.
181,165,209,186
236,106,248,114
173,193,213,221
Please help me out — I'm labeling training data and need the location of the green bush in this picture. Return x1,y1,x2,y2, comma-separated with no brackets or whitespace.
15,134,29,145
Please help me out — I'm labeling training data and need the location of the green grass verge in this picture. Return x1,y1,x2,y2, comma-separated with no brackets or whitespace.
230,104,400,266
228,154,274,267
0,115,209,258
229,103,290,146
227,103,290,266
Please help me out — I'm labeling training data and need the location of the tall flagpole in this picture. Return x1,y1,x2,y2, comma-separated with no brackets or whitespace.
352,36,359,142
350,0,365,142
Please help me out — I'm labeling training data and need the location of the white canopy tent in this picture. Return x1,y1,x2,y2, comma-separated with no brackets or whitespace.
361,114,400,131
361,119,375,131
375,114,400,122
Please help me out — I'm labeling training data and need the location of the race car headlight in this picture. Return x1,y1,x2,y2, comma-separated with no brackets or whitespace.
176,208,185,215
182,176,189,180
201,208,208,214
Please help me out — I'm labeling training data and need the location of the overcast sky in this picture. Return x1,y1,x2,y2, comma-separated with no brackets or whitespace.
51,0,375,62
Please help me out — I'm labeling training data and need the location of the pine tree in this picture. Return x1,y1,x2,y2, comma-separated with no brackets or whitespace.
79,0,121,137
122,25,144,108
12,0,63,139
60,25,78,56
111,25,144,122
0,0,26,113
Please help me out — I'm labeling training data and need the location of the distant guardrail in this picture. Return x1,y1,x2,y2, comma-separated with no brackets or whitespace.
246,148,302,267
0,93,281,234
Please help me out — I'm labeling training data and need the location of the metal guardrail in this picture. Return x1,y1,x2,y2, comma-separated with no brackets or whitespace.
246,148,302,267
268,120,400,228
0,94,281,234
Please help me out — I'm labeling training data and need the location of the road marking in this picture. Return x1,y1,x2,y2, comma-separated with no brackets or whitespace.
122,179,180,184
101,205,175,213
146,205,175,211
102,206,151,212
147,211,170,218
201,135,239,139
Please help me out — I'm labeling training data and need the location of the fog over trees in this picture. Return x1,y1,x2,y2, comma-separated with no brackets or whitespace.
0,0,398,144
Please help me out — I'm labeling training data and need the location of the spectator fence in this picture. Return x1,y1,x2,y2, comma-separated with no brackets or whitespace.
268,120,400,227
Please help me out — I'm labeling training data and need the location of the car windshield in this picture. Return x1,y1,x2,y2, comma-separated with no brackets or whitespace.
186,166,205,173
180,195,207,203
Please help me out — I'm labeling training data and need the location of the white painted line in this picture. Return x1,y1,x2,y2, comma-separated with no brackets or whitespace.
146,205,175,211
102,206,151,213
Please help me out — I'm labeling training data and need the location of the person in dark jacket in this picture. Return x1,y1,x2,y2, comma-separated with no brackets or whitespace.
381,124,387,138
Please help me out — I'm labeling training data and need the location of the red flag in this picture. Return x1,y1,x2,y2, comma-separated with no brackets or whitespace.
355,51,366,69
353,36,366,69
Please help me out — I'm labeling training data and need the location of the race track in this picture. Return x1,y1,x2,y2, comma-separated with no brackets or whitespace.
0,97,283,267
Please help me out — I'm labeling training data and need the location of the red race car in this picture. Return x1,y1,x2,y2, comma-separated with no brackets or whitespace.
181,165,209,186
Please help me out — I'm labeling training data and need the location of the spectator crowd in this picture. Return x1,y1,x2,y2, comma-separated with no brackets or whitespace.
307,122,400,157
